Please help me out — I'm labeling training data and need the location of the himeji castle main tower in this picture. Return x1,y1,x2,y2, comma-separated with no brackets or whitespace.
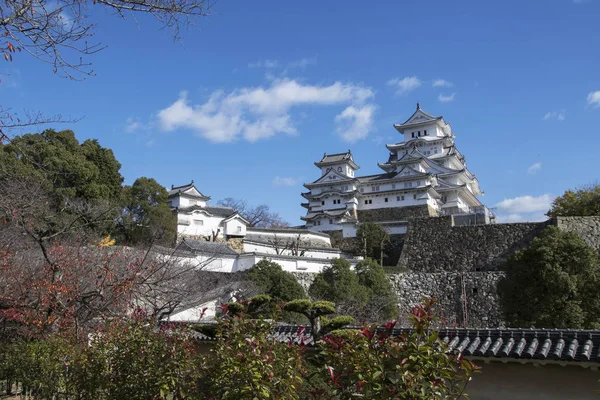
301,104,494,237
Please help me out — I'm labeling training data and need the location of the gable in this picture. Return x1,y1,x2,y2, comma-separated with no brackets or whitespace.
312,167,353,184
183,187,205,198
406,109,436,125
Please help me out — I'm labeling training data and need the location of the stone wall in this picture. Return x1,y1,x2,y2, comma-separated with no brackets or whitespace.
388,272,504,328
397,216,552,272
554,216,600,251
289,270,504,328
356,205,435,222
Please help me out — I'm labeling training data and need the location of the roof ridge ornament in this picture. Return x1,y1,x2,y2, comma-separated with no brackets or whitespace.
417,102,421,110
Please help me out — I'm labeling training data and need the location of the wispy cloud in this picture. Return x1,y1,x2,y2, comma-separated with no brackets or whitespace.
495,194,554,223
386,76,421,95
432,79,454,88
527,162,542,174
157,79,376,143
335,104,376,142
248,57,317,70
124,117,154,133
273,176,299,186
496,194,554,213
543,110,565,121
248,59,280,69
437,93,456,103
587,91,600,108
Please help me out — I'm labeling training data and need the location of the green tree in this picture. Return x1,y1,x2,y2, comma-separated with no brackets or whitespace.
119,177,177,246
355,258,399,320
248,260,306,302
498,226,600,329
0,129,123,201
547,183,600,217
356,222,390,264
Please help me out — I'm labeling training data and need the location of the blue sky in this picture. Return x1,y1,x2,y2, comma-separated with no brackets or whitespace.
2,0,599,225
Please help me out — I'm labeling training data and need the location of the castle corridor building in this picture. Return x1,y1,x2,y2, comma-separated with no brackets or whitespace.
301,104,494,237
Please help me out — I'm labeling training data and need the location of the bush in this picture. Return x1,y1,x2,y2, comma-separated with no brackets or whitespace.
498,226,600,328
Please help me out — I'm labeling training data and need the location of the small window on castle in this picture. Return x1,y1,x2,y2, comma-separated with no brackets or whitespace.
413,194,417,200
329,219,333,224
369,199,373,204
418,131,421,136
391,183,396,189
193,219,203,226
411,132,415,138
401,195,405,201
338,167,342,172
237,226,242,233
321,201,325,205
365,200,368,205
384,198,388,202
424,130,427,136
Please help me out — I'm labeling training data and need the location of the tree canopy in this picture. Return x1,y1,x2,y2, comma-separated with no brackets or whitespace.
356,222,390,264
309,258,397,323
0,129,123,201
119,177,177,246
248,260,306,303
547,183,600,217
498,226,600,329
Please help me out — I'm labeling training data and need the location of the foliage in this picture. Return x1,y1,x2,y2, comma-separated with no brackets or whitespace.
313,298,477,399
119,177,177,246
217,197,289,228
547,183,600,217
0,298,477,399
201,297,307,399
356,222,390,263
249,259,306,303
498,226,600,329
0,129,123,201
309,258,397,323
355,258,399,320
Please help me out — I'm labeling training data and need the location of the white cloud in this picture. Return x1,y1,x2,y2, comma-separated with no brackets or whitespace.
124,117,151,133
248,57,317,70
335,104,376,142
432,79,453,88
495,194,554,223
437,93,456,103
248,59,280,69
587,91,600,108
287,57,317,69
273,176,299,186
527,162,542,174
543,110,565,121
386,76,421,95
157,79,376,143
495,194,554,214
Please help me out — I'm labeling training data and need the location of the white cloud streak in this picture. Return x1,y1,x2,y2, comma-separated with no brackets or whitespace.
386,76,421,95
587,91,600,108
495,194,554,223
496,194,554,214
432,79,454,88
157,79,376,143
437,93,456,103
527,162,542,174
543,110,565,121
273,176,299,186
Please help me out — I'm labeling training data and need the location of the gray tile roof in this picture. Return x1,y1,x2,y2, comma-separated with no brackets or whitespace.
318,151,352,164
178,205,236,218
178,239,239,256
187,324,600,363
168,181,210,199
